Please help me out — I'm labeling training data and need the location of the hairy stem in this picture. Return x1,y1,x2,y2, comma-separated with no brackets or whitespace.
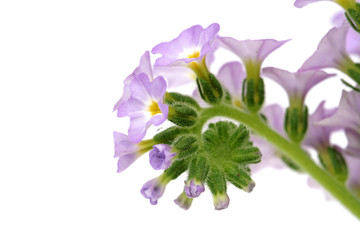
200,104,360,219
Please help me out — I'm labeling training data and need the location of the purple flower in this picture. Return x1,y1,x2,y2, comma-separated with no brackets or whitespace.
213,193,230,210
263,67,335,103
113,132,153,173
299,23,353,72
149,144,176,170
151,23,220,67
294,0,359,9
218,37,289,79
318,90,360,156
116,73,169,143
346,155,360,197
217,61,246,108
140,176,168,205
303,101,338,150
184,179,205,198
174,191,193,210
113,51,154,114
294,0,336,8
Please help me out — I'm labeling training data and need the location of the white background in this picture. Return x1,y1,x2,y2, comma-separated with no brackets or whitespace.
0,0,359,239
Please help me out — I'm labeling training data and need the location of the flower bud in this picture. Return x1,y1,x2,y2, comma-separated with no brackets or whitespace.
149,144,176,170
184,179,205,198
168,103,198,127
172,135,199,160
242,78,265,113
153,126,187,145
284,105,308,143
224,163,256,192
174,191,193,210
318,146,348,183
164,92,200,110
196,73,224,104
213,193,230,210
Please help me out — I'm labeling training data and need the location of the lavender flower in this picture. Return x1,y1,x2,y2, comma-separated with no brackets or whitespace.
152,23,220,67
116,73,169,143
303,101,338,150
299,23,356,74
213,193,230,210
113,51,154,115
113,132,154,173
184,179,205,198
218,37,289,79
141,176,169,205
346,155,360,197
294,0,359,10
318,90,360,156
263,67,335,104
149,144,176,170
217,61,246,108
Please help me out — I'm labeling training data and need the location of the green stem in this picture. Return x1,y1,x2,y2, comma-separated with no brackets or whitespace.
200,104,360,219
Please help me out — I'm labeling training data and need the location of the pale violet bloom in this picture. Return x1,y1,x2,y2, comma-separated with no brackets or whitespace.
184,179,205,198
213,193,230,210
217,61,246,108
332,14,360,56
152,23,220,67
113,51,154,114
294,0,359,9
299,23,354,72
116,73,168,143
318,90,360,156
218,37,289,79
263,67,335,103
149,144,176,170
303,101,338,150
346,155,360,196
113,132,153,173
141,176,168,205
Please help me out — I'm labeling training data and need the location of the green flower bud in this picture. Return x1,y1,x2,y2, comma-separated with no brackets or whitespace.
318,147,348,183
164,92,200,110
163,157,190,180
168,103,198,127
224,163,255,192
172,134,199,160
206,166,227,195
196,73,224,104
242,78,265,113
284,105,308,143
153,126,187,145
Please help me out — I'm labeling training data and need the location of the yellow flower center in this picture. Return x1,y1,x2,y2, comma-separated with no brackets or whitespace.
148,100,162,116
188,51,200,59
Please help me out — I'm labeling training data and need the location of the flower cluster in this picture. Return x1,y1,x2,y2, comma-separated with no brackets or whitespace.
114,0,360,212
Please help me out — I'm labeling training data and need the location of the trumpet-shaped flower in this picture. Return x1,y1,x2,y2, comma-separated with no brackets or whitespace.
303,101,338,150
149,144,176,170
263,67,335,103
152,23,220,67
116,73,168,143
217,61,246,108
294,0,359,9
299,23,354,72
113,51,154,115
113,132,154,173
218,37,289,79
318,90,360,156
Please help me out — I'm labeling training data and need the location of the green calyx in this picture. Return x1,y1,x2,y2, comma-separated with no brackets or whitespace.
318,146,348,183
242,78,265,113
284,105,308,143
196,73,224,104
